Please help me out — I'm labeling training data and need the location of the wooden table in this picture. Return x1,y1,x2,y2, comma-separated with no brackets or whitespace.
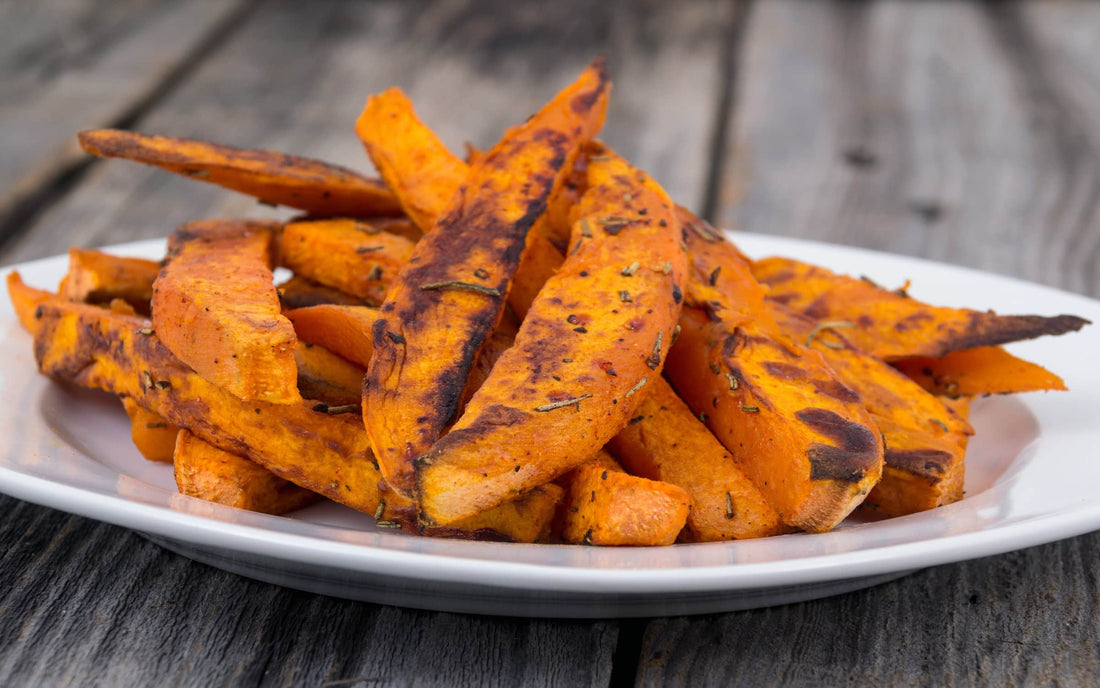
2,1,1098,685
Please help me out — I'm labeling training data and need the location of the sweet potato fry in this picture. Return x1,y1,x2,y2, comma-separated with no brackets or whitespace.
666,210,883,532
276,276,367,310
152,219,299,403
294,342,365,407
559,461,690,546
78,129,403,217
279,219,415,305
284,304,377,369
414,145,685,526
366,58,611,497
174,429,321,514
32,300,564,542
356,88,469,232
893,346,1067,396
770,303,971,515
122,397,178,463
6,272,55,334
752,257,1089,360
58,248,159,315
606,378,788,541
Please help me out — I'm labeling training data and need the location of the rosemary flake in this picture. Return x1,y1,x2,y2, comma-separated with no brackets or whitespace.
420,281,502,297
366,265,383,281
356,245,385,253
534,394,593,412
322,404,359,415
709,362,721,375
625,377,648,398
142,371,154,389
725,492,734,519
929,417,949,432
726,373,739,390
376,520,401,529
136,328,155,336
805,320,856,348
621,261,640,276
618,290,632,303
741,404,760,413
374,499,386,520
580,217,593,238
709,266,722,286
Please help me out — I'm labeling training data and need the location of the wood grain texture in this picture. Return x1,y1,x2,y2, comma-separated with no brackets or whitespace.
0,495,616,687
712,0,1100,299
0,0,252,239
0,0,735,265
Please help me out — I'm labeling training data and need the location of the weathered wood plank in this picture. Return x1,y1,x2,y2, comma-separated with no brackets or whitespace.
0,0,735,265
0,0,253,240
711,0,1100,299
0,496,615,687
638,532,1100,687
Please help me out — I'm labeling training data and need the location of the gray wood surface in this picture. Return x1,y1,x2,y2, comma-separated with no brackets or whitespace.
1,0,1099,686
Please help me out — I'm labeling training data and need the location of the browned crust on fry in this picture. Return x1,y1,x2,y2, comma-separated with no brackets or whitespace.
78,129,403,217
153,219,299,403
366,59,610,498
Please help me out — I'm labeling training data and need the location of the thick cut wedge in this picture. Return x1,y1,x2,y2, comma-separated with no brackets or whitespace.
893,346,1067,396
58,248,159,315
78,129,402,217
152,219,298,403
279,219,415,305
415,146,685,526
752,257,1089,360
174,429,320,514
666,211,884,532
284,305,378,369
365,59,610,497
607,378,788,541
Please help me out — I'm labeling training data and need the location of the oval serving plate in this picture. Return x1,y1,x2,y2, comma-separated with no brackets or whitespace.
1,233,1098,618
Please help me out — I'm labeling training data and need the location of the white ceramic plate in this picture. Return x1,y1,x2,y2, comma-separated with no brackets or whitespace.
2,235,1098,618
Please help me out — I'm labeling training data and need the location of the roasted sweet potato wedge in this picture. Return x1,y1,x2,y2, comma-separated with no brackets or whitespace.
294,342,365,407
666,211,883,532
32,300,564,542
152,219,299,403
58,248,159,315
752,257,1089,360
279,219,415,305
6,272,55,334
893,346,1067,396
284,304,377,369
78,129,403,217
174,429,320,514
276,276,367,310
122,397,178,463
607,378,789,541
770,303,971,515
356,88,468,233
559,461,690,546
415,145,685,526
365,59,611,497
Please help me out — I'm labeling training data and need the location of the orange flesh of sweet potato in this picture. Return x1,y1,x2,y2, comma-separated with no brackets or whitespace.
276,276,367,310
293,342,365,407
58,248,159,315
32,300,562,542
77,129,403,217
559,462,690,546
174,429,320,514
666,211,884,532
279,219,415,305
893,346,1068,396
752,257,1089,360
7,272,55,334
121,397,178,463
365,59,611,497
152,219,299,404
414,146,685,526
769,303,971,515
284,305,378,369
606,378,789,541
356,88,469,233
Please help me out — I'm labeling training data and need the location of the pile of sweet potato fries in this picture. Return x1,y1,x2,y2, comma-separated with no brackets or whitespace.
8,58,1089,545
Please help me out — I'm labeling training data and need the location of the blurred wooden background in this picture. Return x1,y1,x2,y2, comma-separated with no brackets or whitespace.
1,1,1098,685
